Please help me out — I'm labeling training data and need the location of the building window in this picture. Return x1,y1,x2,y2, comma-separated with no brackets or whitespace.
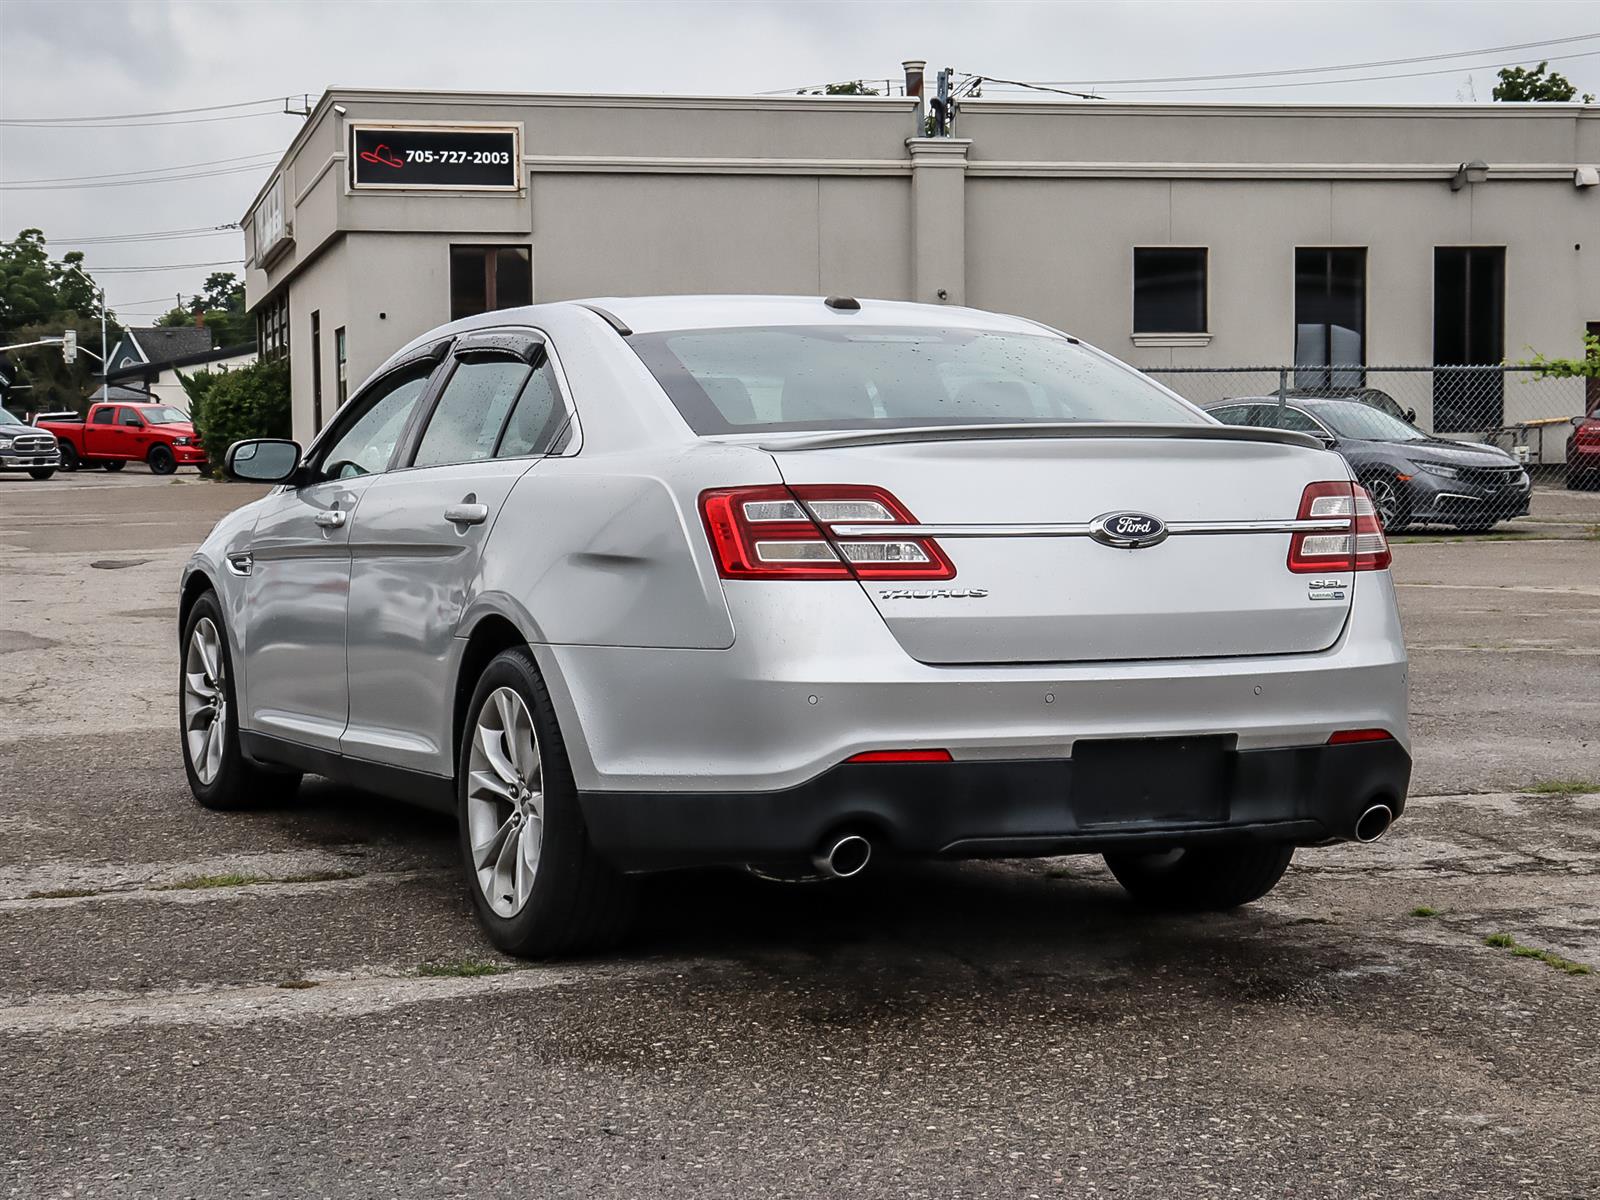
1433,247,1506,433
450,245,532,321
1294,248,1366,390
1133,248,1207,333
257,292,290,363
335,326,348,409
310,310,323,432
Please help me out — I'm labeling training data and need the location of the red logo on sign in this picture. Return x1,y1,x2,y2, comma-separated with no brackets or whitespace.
359,143,403,169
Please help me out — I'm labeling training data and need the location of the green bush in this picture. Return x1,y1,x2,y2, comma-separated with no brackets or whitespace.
184,358,290,478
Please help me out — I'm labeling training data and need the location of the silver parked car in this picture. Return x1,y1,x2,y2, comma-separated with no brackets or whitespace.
180,296,1410,957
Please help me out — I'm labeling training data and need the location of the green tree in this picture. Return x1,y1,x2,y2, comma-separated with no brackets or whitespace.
157,271,250,347
1493,62,1595,103
187,357,289,477
0,228,120,413
800,81,881,96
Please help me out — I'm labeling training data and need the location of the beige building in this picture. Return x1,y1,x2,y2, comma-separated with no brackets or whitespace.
242,88,1599,443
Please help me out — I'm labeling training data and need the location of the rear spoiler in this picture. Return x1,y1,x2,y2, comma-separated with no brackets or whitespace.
745,422,1325,453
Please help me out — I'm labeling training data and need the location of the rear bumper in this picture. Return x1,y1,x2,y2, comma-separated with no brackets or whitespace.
534,572,1409,796
582,739,1412,871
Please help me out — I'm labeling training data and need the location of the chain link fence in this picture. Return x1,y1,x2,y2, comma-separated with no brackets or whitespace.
1144,365,1590,466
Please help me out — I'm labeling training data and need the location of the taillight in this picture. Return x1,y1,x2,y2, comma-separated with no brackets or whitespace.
699,485,955,581
1287,481,1391,574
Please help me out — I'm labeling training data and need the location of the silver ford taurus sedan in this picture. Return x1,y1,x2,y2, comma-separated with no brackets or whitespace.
180,296,1410,957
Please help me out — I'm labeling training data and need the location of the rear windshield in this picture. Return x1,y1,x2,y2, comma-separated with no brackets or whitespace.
629,325,1206,434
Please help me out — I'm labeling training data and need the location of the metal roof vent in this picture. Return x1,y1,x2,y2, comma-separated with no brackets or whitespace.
824,296,861,312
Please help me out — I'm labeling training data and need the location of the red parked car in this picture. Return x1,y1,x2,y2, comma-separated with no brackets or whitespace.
36,402,206,475
1570,414,1600,491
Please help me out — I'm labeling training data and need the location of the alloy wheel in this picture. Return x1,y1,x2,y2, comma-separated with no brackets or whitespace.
182,617,227,784
1367,477,1401,528
466,687,545,917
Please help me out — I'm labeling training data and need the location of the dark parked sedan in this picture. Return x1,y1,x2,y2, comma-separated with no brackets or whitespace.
1208,397,1530,532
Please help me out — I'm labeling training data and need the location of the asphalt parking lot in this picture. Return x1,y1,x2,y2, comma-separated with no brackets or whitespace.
2,467,1598,1197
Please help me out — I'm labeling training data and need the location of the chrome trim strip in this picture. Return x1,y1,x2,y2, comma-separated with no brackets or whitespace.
828,518,1350,538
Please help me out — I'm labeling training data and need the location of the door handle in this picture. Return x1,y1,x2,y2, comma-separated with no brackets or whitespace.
443,503,490,526
314,509,347,529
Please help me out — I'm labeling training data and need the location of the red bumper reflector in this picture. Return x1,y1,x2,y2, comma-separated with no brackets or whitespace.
846,749,954,764
1327,728,1394,745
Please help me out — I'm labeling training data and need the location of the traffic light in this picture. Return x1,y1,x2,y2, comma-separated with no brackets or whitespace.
62,330,78,364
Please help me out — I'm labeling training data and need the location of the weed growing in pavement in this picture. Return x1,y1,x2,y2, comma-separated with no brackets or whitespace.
1484,932,1593,975
277,979,319,989
159,872,268,890
418,959,512,978
1410,906,1440,917
1521,779,1598,796
25,887,100,899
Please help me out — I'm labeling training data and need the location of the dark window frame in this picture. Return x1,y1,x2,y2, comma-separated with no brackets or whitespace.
334,326,348,409
449,244,533,322
1132,247,1209,334
310,310,323,433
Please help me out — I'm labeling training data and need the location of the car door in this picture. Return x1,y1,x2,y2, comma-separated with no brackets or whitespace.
86,405,120,458
118,406,153,460
343,330,574,775
240,352,445,754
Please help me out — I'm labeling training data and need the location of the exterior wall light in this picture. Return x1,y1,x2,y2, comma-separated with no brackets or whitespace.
1450,161,1489,191
1576,166,1600,189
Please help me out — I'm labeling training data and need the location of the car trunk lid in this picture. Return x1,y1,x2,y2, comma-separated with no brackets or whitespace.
763,427,1354,664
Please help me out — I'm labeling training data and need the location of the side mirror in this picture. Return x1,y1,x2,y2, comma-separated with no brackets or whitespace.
1404,408,1417,424
226,438,302,483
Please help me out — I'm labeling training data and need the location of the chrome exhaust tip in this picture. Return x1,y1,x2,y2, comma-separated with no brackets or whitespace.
1354,803,1395,844
813,833,872,879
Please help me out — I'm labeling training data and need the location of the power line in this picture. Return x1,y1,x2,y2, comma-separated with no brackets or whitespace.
1,161,278,192
91,260,245,274
0,96,296,125
3,152,283,187
1016,32,1600,87
51,226,241,247
985,48,1600,96
1,111,293,131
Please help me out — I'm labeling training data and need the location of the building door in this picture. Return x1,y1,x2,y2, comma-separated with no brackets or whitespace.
1588,321,1600,416
1433,248,1505,432
1294,248,1366,391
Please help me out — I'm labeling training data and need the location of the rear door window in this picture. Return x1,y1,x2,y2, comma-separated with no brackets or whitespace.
412,357,531,468
92,407,117,425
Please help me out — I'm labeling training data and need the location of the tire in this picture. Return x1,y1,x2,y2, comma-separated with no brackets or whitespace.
1362,474,1410,533
147,445,176,476
1104,844,1294,911
180,591,301,811
103,460,125,472
28,468,56,480
457,646,634,958
1454,519,1498,534
58,443,79,472
1568,468,1598,492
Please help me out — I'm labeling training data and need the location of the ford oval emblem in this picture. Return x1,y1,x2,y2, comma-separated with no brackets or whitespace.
1089,511,1169,549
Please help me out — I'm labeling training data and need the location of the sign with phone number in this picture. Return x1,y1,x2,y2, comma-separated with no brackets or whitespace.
350,125,521,191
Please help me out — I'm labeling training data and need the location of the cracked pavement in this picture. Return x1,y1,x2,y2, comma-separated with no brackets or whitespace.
2,468,1598,1198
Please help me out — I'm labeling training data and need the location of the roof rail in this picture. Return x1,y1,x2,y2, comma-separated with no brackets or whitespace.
580,304,632,337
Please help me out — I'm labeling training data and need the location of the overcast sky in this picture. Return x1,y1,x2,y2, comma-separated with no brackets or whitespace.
2,0,1596,328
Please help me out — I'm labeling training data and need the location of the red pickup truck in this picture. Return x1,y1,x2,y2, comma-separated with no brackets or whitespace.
37,402,206,475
